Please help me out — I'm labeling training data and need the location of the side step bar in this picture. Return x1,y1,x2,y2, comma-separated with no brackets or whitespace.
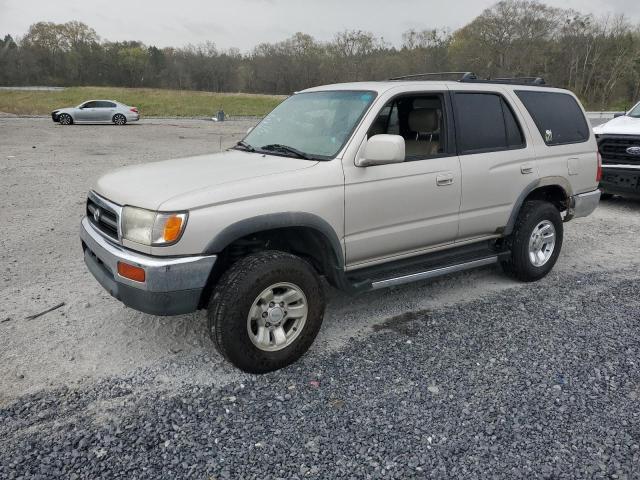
370,256,499,290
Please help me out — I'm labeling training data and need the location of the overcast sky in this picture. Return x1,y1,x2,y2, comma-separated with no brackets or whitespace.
1,0,639,51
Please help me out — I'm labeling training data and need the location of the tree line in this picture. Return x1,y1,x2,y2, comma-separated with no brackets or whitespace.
1,0,639,108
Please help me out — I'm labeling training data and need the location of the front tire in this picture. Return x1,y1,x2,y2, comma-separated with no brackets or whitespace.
501,200,563,282
58,113,73,125
208,251,325,373
113,113,127,125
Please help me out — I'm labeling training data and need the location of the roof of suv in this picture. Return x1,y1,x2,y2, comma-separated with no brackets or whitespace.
301,81,569,95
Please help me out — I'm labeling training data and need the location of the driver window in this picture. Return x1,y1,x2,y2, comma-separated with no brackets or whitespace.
367,94,446,161
82,101,98,108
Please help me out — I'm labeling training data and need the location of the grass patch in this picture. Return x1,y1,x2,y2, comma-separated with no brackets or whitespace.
0,87,285,117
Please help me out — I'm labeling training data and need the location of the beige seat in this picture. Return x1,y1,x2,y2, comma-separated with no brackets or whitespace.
405,109,439,157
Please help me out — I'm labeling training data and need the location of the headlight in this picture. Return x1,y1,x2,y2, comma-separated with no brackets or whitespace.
121,207,188,246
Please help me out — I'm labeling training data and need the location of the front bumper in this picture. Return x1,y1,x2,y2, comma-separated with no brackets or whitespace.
80,217,217,315
566,189,600,220
600,165,640,198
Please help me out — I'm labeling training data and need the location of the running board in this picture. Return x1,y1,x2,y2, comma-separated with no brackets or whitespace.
369,256,499,290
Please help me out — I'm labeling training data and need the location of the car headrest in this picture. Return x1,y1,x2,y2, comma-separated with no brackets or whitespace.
408,109,438,133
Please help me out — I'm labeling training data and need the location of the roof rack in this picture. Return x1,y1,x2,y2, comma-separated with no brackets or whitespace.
464,76,547,86
389,72,477,81
388,72,548,86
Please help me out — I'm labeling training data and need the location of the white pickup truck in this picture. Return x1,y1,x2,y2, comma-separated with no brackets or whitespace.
593,101,640,199
80,73,600,372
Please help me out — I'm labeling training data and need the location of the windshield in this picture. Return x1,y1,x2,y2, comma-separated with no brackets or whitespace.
242,90,377,160
628,102,640,118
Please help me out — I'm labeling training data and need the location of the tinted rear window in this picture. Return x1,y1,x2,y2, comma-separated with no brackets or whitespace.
453,93,525,154
515,91,589,145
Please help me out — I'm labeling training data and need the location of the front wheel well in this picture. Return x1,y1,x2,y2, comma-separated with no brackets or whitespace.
198,227,342,309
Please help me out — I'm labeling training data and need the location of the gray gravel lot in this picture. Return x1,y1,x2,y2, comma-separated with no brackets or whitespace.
1,118,640,478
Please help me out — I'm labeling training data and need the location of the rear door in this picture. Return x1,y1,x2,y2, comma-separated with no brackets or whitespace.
451,87,537,241
95,101,117,121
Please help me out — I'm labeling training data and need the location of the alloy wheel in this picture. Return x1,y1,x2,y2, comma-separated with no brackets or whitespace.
246,282,308,352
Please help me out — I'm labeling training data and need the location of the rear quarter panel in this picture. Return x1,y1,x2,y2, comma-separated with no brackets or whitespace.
505,88,598,196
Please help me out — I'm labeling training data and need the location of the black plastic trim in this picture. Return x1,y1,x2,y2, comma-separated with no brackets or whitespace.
203,212,345,267
503,177,572,235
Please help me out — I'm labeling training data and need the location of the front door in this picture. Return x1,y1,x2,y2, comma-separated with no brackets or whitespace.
343,92,461,268
76,101,99,122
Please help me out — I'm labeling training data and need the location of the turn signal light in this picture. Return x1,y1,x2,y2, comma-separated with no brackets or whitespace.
163,215,184,243
117,262,146,283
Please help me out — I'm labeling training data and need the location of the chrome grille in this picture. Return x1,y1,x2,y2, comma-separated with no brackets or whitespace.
86,191,121,241
597,135,640,166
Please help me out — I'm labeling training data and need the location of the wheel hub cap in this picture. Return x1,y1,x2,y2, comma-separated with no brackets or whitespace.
528,220,556,267
247,282,308,352
267,306,285,325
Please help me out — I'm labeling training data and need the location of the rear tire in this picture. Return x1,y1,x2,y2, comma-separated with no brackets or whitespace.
600,193,614,200
501,200,563,282
58,113,73,125
207,251,325,373
113,114,127,125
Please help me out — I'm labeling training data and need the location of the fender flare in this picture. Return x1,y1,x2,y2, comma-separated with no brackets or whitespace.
503,177,573,236
203,212,345,268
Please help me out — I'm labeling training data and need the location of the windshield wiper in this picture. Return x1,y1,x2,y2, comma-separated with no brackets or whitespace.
260,144,313,160
233,140,255,152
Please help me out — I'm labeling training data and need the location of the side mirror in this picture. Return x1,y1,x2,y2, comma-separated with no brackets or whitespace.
613,112,626,118
356,134,405,167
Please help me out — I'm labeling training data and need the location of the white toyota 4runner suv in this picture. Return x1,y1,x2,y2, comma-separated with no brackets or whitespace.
80,73,601,373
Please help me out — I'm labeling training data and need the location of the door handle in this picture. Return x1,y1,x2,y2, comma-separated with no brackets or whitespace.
436,173,454,186
520,163,534,174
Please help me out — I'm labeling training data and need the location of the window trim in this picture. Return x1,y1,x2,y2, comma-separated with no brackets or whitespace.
451,91,527,156
96,101,116,108
365,91,456,162
514,90,590,147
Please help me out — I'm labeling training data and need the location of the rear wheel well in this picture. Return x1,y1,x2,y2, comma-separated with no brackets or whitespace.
523,185,569,212
199,227,341,308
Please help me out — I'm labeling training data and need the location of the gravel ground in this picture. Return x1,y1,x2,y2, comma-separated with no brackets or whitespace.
1,118,640,478
2,271,639,479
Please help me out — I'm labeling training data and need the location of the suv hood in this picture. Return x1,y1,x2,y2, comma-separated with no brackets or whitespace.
94,150,318,211
593,115,640,135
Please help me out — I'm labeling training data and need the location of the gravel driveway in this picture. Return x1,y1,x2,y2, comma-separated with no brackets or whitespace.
1,118,639,479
